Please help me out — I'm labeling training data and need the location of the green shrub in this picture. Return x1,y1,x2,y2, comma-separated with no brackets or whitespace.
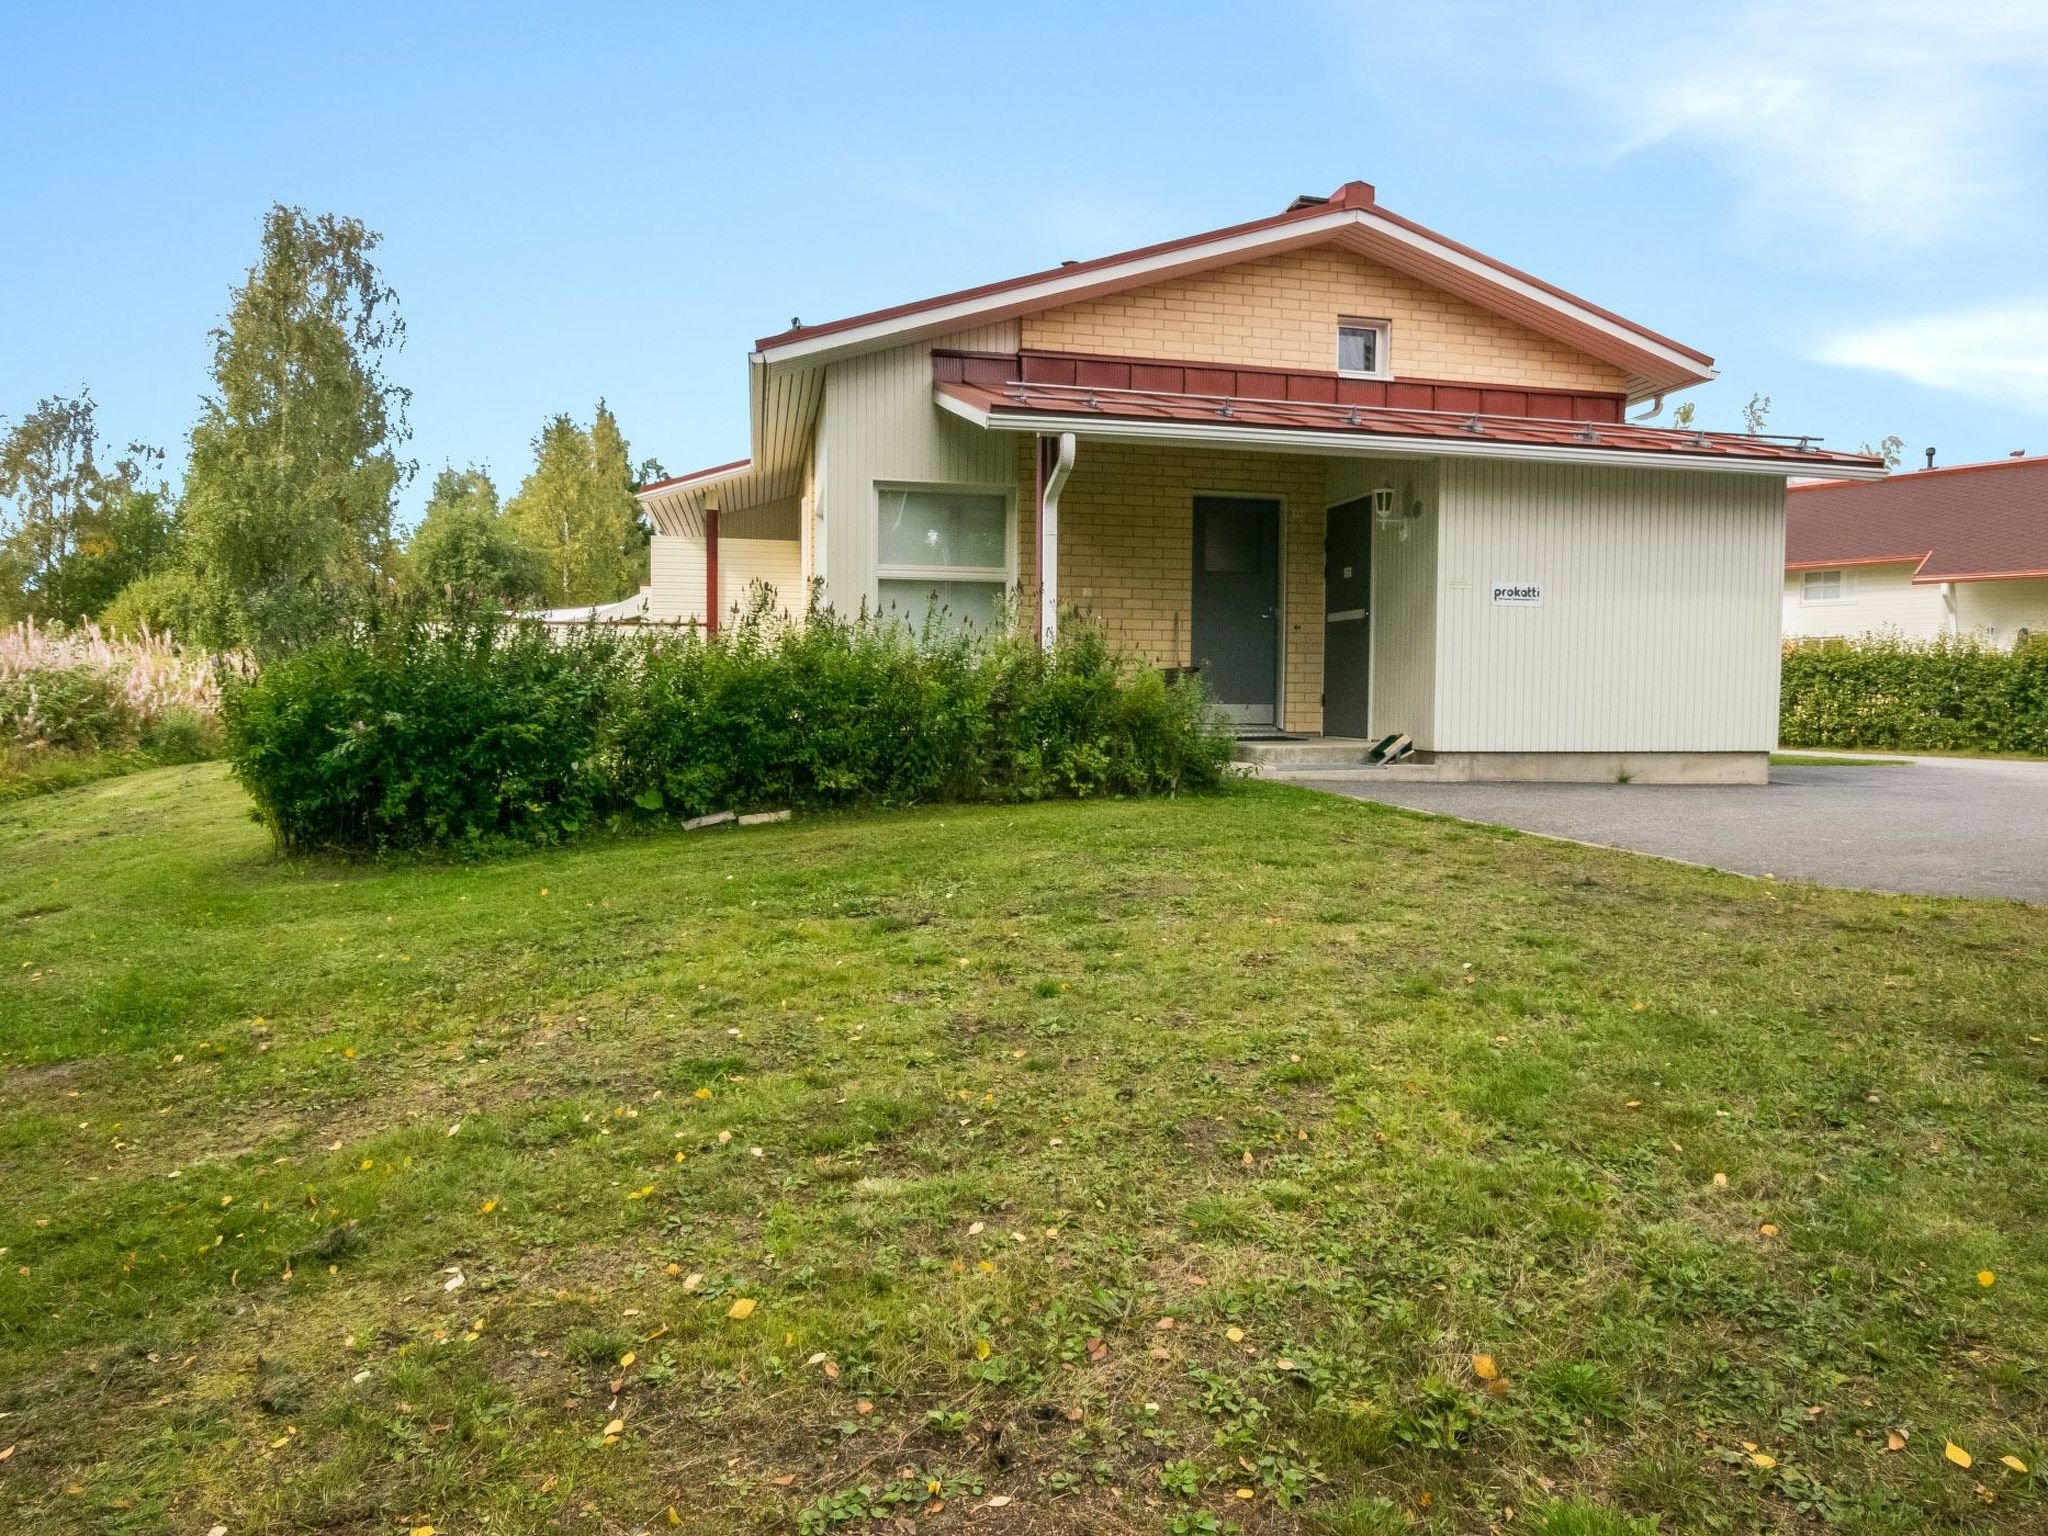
0,665,140,751
1781,632,2048,755
224,598,1234,855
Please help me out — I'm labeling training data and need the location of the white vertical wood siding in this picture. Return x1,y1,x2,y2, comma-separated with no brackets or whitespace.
1327,455,1439,744
815,321,1023,611
648,533,803,623
1781,561,1946,639
1434,460,1785,752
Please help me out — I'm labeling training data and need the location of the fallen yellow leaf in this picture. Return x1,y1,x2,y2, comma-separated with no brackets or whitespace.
1750,1452,1777,1470
602,1417,624,1436
479,1200,497,1214
1978,1270,1996,1287
619,1352,635,1368
1886,1430,1907,1452
2002,1455,2029,1474
1946,1441,1973,1469
727,1297,756,1320
1472,1353,1500,1381
1225,1326,1245,1343
1759,1223,1781,1237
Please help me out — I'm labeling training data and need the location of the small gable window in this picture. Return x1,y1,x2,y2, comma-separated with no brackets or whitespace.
1801,569,1849,603
1337,318,1390,378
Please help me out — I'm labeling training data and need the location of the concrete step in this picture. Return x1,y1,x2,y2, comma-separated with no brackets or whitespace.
1255,761,1443,782
1233,736,1383,768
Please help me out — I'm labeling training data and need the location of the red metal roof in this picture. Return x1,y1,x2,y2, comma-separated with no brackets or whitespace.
934,376,1879,473
755,180,1713,372
1787,456,2048,581
939,348,1628,425
637,458,751,495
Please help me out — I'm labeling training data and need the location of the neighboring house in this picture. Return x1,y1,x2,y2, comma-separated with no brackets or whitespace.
637,179,1880,782
1785,456,2048,645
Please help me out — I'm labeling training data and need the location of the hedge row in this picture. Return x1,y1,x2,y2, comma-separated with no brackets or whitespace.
1780,633,2048,754
223,601,1235,854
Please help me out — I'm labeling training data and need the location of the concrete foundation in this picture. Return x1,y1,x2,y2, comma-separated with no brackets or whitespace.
1234,738,1769,786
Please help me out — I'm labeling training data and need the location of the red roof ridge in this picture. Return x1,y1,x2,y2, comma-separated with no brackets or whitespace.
1790,453,2042,492
754,181,1713,371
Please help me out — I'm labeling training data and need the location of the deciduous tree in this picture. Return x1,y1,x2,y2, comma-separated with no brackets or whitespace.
0,390,177,623
503,401,648,606
403,466,544,606
179,205,413,654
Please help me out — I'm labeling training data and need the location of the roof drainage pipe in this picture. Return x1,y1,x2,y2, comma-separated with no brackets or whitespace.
1038,431,1077,648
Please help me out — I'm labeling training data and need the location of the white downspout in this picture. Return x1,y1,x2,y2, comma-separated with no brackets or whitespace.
1039,431,1077,647
1941,581,1958,638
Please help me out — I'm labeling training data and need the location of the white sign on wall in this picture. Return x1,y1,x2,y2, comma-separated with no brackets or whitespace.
1490,580,1543,606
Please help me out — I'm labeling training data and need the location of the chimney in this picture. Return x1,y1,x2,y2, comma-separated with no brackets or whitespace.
1924,447,1937,470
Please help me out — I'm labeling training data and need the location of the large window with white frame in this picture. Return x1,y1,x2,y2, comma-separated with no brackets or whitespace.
1801,568,1850,603
1336,317,1391,378
875,485,1014,630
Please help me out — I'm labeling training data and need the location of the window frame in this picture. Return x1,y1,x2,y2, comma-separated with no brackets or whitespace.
1801,568,1850,603
1335,316,1392,380
872,479,1018,623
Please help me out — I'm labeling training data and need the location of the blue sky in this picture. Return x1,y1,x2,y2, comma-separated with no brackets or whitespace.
5,1,2047,528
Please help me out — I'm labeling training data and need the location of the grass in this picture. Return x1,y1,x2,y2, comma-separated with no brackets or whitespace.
2,765,2045,1535
0,742,211,805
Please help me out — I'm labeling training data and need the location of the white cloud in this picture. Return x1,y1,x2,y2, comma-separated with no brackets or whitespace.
1569,0,2048,246
1816,302,2048,416
1356,0,2048,252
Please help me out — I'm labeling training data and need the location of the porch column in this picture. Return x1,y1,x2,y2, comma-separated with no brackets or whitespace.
1035,432,1076,648
704,500,720,635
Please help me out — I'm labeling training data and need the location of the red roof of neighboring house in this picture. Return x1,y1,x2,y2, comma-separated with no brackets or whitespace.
1787,456,2048,581
934,376,1881,474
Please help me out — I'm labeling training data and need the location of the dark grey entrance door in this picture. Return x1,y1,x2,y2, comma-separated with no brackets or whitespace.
1191,496,1280,726
1323,497,1374,738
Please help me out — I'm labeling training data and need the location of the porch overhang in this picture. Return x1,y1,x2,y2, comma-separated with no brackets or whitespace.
935,379,1887,481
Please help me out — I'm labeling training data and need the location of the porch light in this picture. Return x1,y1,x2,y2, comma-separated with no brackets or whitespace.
1370,485,1421,541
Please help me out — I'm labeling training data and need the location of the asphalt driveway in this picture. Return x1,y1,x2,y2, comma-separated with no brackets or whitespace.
1293,754,2048,903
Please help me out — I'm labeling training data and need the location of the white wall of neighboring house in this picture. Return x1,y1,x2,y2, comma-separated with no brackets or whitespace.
1781,562,1947,640
1782,566,2048,644
1955,577,2048,644
648,533,804,625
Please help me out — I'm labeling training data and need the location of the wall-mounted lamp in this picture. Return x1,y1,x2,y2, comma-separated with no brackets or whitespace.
1371,485,1423,540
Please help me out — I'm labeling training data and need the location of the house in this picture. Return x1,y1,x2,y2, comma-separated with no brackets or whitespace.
1784,455,2048,646
637,179,1881,783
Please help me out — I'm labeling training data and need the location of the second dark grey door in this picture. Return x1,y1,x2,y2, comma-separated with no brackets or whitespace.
1191,496,1280,726
1323,497,1374,738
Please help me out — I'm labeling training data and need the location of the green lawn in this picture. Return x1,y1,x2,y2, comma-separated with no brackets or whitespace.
2,766,2044,1535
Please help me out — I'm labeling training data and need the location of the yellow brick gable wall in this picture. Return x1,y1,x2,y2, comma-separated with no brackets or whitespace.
1021,245,1629,394
1015,440,1329,734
